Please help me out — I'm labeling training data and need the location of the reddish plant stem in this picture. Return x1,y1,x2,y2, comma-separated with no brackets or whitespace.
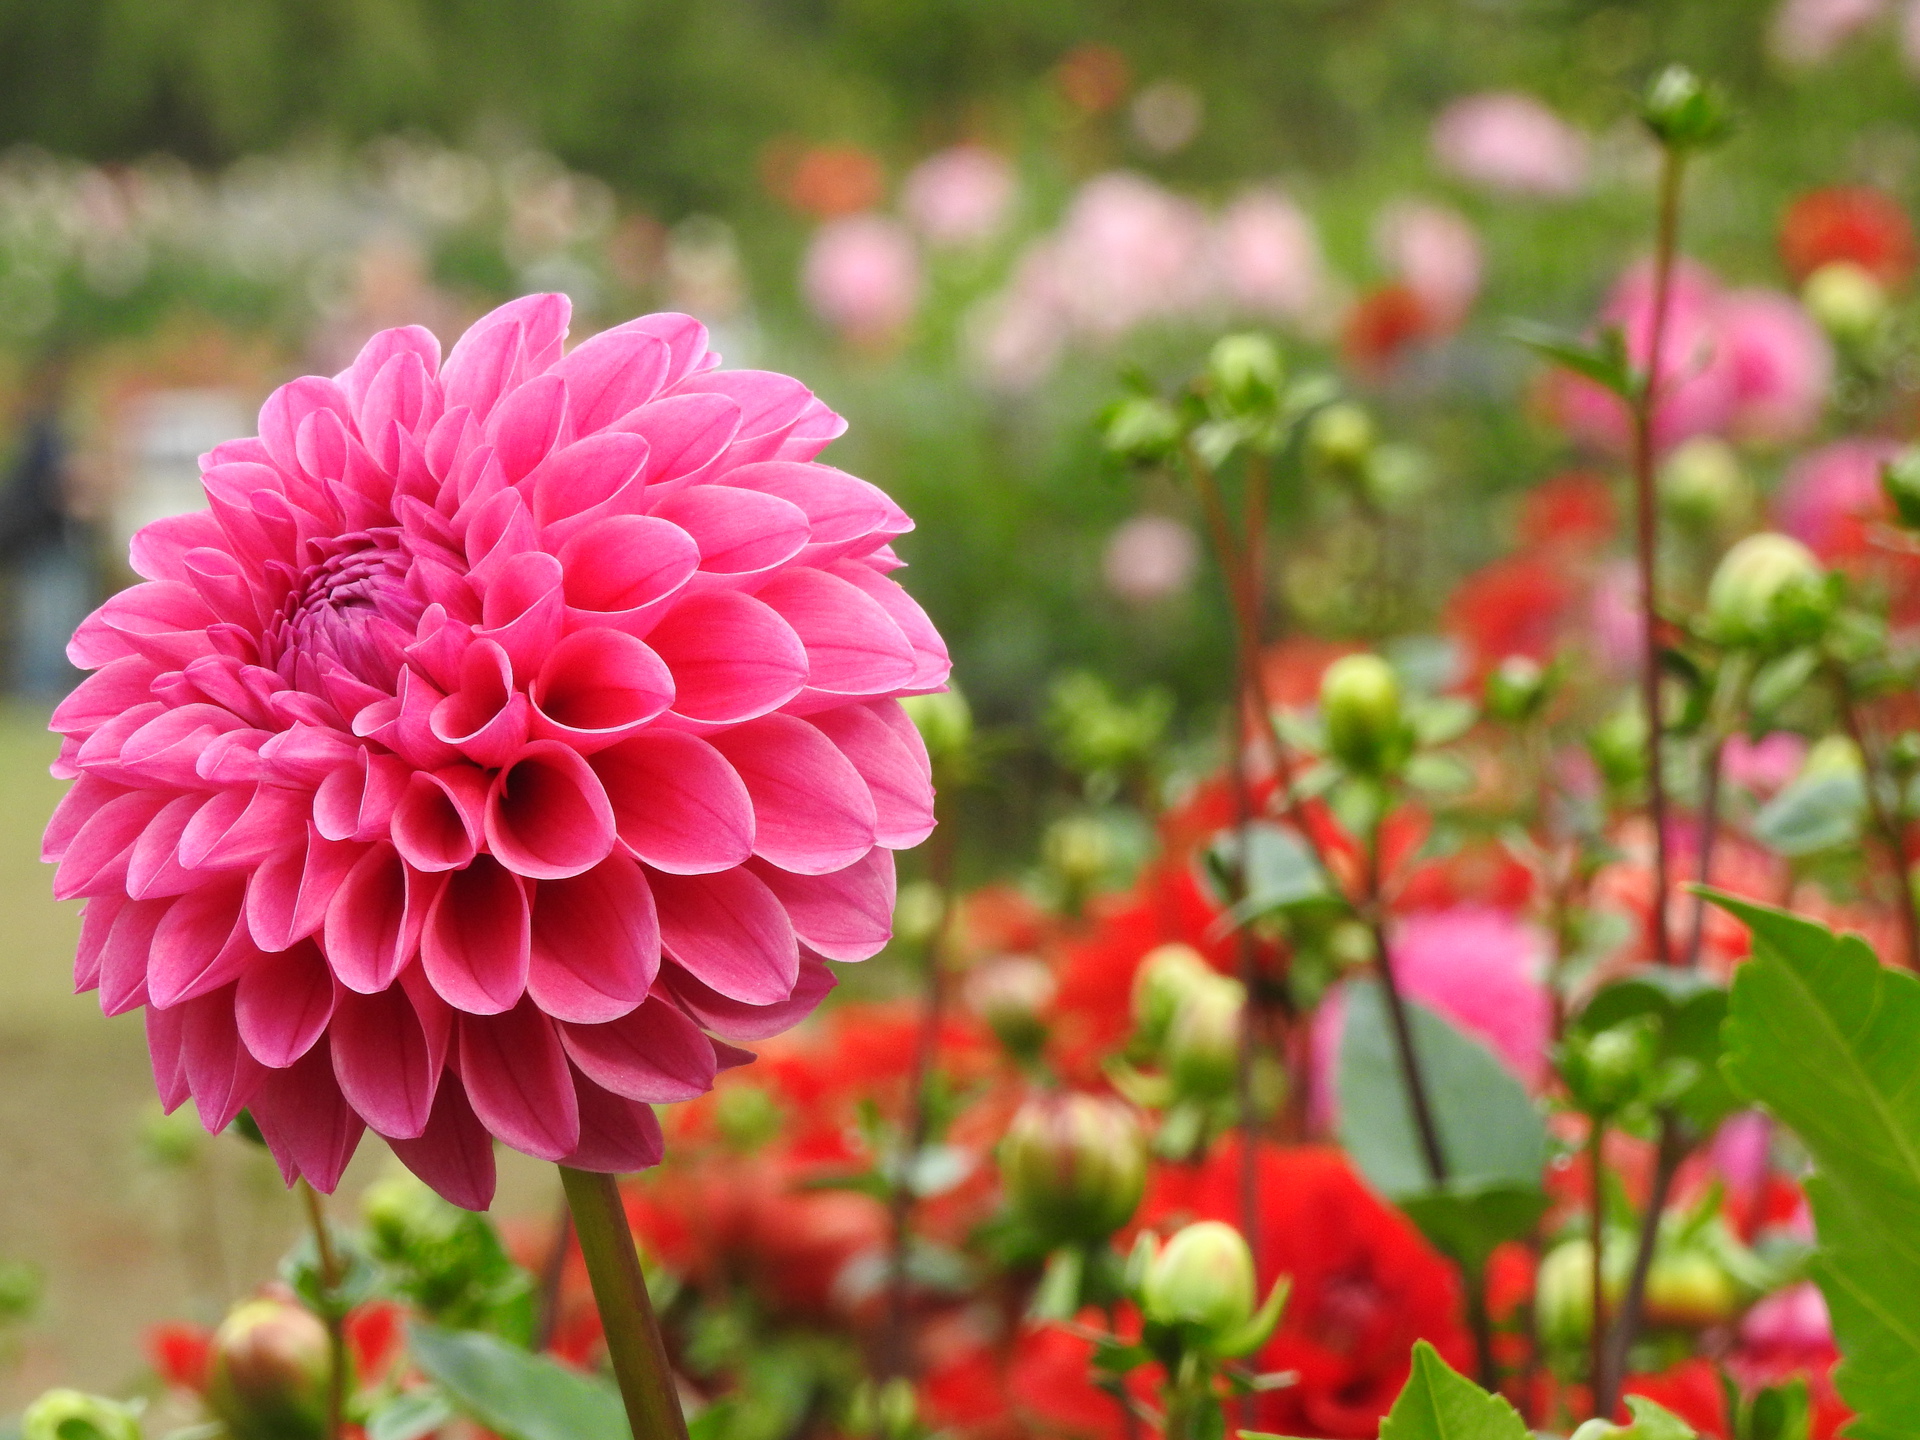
1683,738,1725,969
1597,1114,1686,1415
299,1181,347,1440
1364,830,1449,1190
1586,1121,1608,1417
1830,671,1920,971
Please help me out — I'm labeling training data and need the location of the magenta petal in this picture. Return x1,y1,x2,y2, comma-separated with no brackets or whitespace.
528,857,661,1023
149,879,263,1008
549,326,671,433
529,630,673,752
43,774,129,863
458,1000,580,1161
648,866,797,1004
421,855,530,1014
182,784,309,870
710,714,876,875
723,461,908,563
128,509,230,582
249,1038,366,1193
312,751,409,843
485,373,569,482
100,896,170,1014
757,567,916,699
126,794,210,899
181,985,269,1132
235,939,337,1068
526,432,651,531
618,393,740,494
52,789,169,900
650,485,809,585
750,849,896,962
832,562,951,693
331,983,443,1139
560,1074,664,1174
647,592,807,725
147,1002,190,1112
591,731,754,875
485,742,617,880
325,844,433,994
474,550,566,677
74,893,118,991
430,641,533,767
388,1076,497,1211
808,703,936,849
391,766,488,873
558,996,717,1102
660,949,836,1042
246,829,364,952
555,515,698,627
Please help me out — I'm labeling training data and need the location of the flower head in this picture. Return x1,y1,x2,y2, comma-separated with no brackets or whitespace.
46,296,947,1208
1431,92,1590,198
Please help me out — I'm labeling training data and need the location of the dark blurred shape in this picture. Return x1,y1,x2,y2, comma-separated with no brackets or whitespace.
0,353,93,696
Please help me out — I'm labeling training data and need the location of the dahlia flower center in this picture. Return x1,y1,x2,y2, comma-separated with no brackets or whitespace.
265,534,422,691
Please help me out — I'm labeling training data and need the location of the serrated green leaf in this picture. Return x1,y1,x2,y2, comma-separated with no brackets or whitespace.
1377,1340,1530,1440
407,1323,627,1440
1711,892,1920,1440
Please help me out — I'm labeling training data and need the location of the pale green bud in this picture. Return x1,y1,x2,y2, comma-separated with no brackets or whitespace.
1131,943,1214,1051
1141,1221,1257,1336
1104,395,1184,462
965,956,1057,1060
1164,974,1246,1099
1002,1092,1148,1243
1804,261,1886,344
1307,403,1375,472
1659,437,1747,532
1208,333,1285,413
1706,533,1824,644
1321,653,1405,776
207,1299,332,1440
900,688,972,768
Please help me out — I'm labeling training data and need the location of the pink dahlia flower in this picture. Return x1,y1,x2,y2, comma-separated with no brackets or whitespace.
1718,290,1833,445
1431,92,1589,198
1217,189,1324,323
902,146,1017,249
1376,201,1483,332
1774,436,1903,559
44,295,947,1209
802,215,924,345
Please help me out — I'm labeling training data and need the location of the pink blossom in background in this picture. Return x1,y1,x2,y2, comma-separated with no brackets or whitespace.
1431,92,1590,198
1739,1282,1833,1358
1721,732,1809,794
902,146,1017,249
1102,514,1200,602
1052,172,1215,339
44,294,947,1208
802,214,924,344
1589,559,1644,678
1904,0,1920,71
1217,189,1324,322
966,244,1071,391
1773,436,1902,558
1770,0,1887,64
1376,202,1482,331
1719,290,1833,444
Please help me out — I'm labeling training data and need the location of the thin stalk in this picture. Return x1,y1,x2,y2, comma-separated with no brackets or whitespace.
1597,1114,1686,1416
535,1190,574,1352
1831,670,1920,971
559,1167,688,1440
1630,145,1688,966
1365,827,1448,1188
1683,738,1725,969
298,1182,346,1440
1586,1122,1607,1418
1464,1272,1498,1393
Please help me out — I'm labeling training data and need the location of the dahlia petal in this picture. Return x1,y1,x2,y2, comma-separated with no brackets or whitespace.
330,983,443,1139
651,485,810,590
723,461,910,564
710,714,876,874
523,431,652,536
527,856,662,1023
181,984,268,1132
442,296,570,419
659,949,836,1042
430,645,533,767
50,655,165,736
832,563,951,693
388,1075,497,1211
182,546,267,628
398,961,456,1079
615,392,741,495
119,705,247,789
647,592,807,726
325,844,432,994
149,878,264,1008
147,1000,190,1112
127,793,210,899
259,724,362,788
558,997,716,1103
590,731,754,875
53,789,169,900
549,327,672,433
129,509,230,582
617,312,714,386
69,581,217,669
461,485,538,579
235,939,336,1067
648,866,797,1004
474,550,566,677
312,751,410,843
758,568,916,701
182,784,308,870
424,405,481,484
248,1038,365,1193
458,1000,580,1161
674,370,830,467
246,827,364,951
554,515,698,633
529,630,673,752
808,703,936,848
486,373,570,482
421,855,530,1014
259,375,356,483
74,892,120,991
750,848,896,962
402,604,470,693
342,324,442,411
560,1076,664,1174
100,896,171,1014
485,742,617,879
353,667,462,771
773,394,849,462
43,773,130,863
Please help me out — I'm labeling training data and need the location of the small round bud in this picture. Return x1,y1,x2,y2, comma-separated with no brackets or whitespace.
1307,403,1375,472
1572,1397,1701,1440
1562,1019,1657,1118
1644,1248,1740,1329
1207,333,1285,414
1001,1092,1148,1243
1535,1238,1627,1349
1320,653,1405,776
1883,447,1920,529
1131,943,1214,1051
1140,1220,1257,1337
1042,814,1117,912
1363,443,1433,512
1804,261,1886,344
1659,437,1748,532
206,1298,332,1440
1588,704,1648,796
900,688,972,770
362,1172,454,1258
1484,655,1549,725
21,1391,141,1440
965,955,1057,1061
1706,532,1824,644
1104,395,1184,462
892,878,946,945
1164,974,1246,1100
1641,65,1733,150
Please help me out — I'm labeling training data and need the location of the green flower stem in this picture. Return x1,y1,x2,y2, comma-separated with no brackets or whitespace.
1585,1120,1607,1417
297,1181,346,1440
558,1166,688,1440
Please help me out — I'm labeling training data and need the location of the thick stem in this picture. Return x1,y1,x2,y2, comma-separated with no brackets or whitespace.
1831,672,1920,971
1597,1115,1686,1416
559,1167,688,1440
1683,738,1725,970
298,1182,346,1440
1631,146,1687,966
1366,828,1448,1187
1586,1122,1607,1417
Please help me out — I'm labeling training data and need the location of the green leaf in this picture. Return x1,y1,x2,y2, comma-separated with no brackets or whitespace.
1712,892,1920,1440
1338,980,1548,1198
407,1323,628,1440
1398,1183,1552,1278
1507,321,1634,397
1379,1340,1530,1440
1574,969,1738,1133
366,1389,453,1440
1751,770,1862,856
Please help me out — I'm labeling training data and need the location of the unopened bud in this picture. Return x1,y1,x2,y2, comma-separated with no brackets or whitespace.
1164,975,1246,1099
1561,1019,1657,1117
1321,653,1405,776
1002,1092,1148,1243
1804,261,1886,344
1536,1238,1627,1349
1104,395,1184,462
900,688,972,770
1131,943,1214,1051
1641,65,1733,151
1588,704,1648,795
1644,1248,1740,1329
1207,333,1285,414
1042,815,1116,902
1706,533,1824,644
1307,403,1375,472
1883,447,1920,529
1140,1221,1256,1336
206,1299,333,1440
21,1391,141,1440
966,956,1057,1060
1659,437,1747,532
1484,655,1549,725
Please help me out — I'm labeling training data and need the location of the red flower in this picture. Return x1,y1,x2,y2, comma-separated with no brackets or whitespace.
1445,554,1577,680
146,1321,213,1391
1620,1358,1726,1436
1517,472,1616,553
1342,285,1435,375
1780,187,1916,288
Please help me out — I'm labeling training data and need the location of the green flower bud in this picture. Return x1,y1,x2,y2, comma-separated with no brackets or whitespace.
1640,65,1733,151
1104,395,1184,462
1002,1092,1148,1243
206,1299,332,1440
1706,533,1824,645
1535,1238,1628,1349
1644,1247,1741,1329
21,1391,141,1440
1042,814,1117,901
965,955,1057,1061
1307,403,1376,473
1164,974,1246,1100
900,688,972,770
1363,443,1433,512
1659,437,1747,533
1588,703,1648,796
1561,1018,1658,1118
1804,261,1887,344
1140,1220,1257,1337
1207,333,1285,414
1484,655,1549,725
1883,447,1920,529
1131,943,1214,1051
1320,653,1405,776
